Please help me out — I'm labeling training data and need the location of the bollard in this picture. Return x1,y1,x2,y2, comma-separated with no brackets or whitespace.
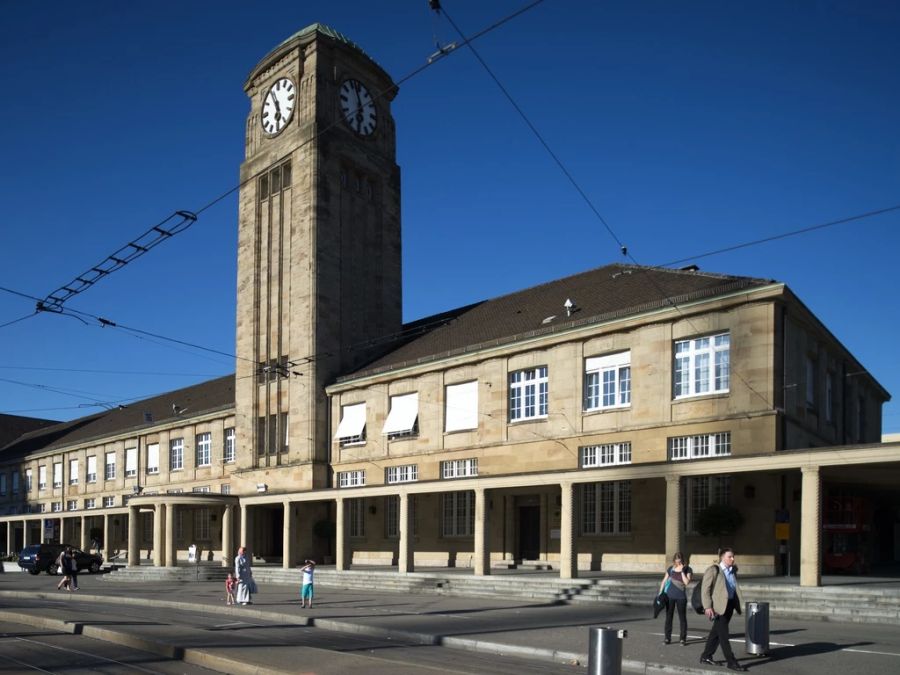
587,626,627,675
744,601,770,655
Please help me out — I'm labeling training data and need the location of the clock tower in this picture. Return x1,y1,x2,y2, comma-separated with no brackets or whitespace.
234,24,402,490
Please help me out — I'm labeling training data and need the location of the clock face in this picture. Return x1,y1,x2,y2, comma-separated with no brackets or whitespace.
339,79,377,136
261,77,296,136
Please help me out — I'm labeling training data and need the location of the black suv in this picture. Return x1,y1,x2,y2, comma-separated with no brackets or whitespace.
18,544,103,575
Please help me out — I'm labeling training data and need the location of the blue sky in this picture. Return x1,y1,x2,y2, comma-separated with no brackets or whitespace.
1,1,898,430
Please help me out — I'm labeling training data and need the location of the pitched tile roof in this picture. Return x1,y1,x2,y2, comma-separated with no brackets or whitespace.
340,264,774,381
0,414,59,451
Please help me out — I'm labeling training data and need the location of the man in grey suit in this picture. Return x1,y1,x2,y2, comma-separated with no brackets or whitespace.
699,548,747,671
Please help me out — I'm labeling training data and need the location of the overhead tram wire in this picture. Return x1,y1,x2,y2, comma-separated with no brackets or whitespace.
0,311,37,330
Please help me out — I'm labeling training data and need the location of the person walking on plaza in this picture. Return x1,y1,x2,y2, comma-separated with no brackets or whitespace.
299,559,316,608
225,572,236,606
699,548,747,671
659,552,692,645
234,546,256,605
56,548,72,591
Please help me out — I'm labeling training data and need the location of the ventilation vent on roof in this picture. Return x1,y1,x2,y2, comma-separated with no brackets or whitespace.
680,264,700,272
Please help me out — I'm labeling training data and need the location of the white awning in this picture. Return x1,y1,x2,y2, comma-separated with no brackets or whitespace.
585,350,630,372
382,393,419,435
334,402,367,439
445,380,478,432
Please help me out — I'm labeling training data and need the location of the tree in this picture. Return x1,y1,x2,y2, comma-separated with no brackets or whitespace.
695,504,744,549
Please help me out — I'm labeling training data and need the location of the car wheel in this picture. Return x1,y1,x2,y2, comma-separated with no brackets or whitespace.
49,563,59,575
28,569,40,575
89,561,101,574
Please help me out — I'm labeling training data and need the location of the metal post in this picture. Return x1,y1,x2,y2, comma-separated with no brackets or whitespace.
745,602,770,655
587,626,627,675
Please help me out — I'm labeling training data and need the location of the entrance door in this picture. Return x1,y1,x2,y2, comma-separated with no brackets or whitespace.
518,505,540,560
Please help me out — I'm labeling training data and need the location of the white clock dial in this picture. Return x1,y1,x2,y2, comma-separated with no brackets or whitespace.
339,79,377,136
261,77,296,136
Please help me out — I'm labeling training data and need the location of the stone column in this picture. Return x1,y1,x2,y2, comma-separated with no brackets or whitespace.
398,492,414,574
6,522,13,557
473,488,490,576
153,504,165,567
221,505,233,568
800,467,822,587
665,475,682,562
240,504,250,552
335,498,348,571
559,482,577,580
165,504,176,567
23,518,30,547
127,505,139,568
102,514,109,557
80,516,90,551
283,500,295,569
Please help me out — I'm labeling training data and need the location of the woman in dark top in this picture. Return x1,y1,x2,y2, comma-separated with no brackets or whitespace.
659,552,692,644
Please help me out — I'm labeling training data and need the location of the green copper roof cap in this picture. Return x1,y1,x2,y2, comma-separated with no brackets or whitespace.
277,23,367,57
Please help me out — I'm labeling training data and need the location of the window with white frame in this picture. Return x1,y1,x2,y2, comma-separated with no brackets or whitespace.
146,443,159,474
683,475,731,533
348,498,365,537
224,428,236,463
673,332,730,398
584,351,631,410
509,366,548,421
581,481,632,535
103,495,116,508
85,498,96,509
25,469,33,492
105,452,116,480
384,495,417,538
12,471,19,494
668,432,731,461
86,457,97,483
441,491,475,537
825,372,835,424
441,458,478,479
52,502,62,513
335,402,367,446
192,486,211,493
69,459,79,485
125,447,137,477
580,442,632,468
805,355,817,409
67,500,77,511
220,484,230,495
38,465,47,489
386,464,418,484
170,438,184,471
53,462,62,488
445,380,478,432
194,507,211,540
338,470,366,488
39,503,47,513
382,392,419,440
196,432,211,467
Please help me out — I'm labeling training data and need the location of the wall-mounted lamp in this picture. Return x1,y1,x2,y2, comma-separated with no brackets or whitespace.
256,483,268,493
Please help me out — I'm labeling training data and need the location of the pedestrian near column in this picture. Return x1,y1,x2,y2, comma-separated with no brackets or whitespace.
66,547,79,591
299,559,315,608
659,552,692,645
55,548,71,591
699,548,747,671
234,546,256,605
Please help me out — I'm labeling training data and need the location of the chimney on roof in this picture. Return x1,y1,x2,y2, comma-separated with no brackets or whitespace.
680,264,700,272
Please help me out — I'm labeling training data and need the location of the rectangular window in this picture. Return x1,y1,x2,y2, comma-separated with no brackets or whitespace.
224,428,236,463
674,332,730,398
509,366,548,421
39,503,47,513
445,380,478,432
125,447,137,477
103,496,115,508
87,457,97,483
825,372,834,424
220,484,231,495
146,443,160,474
0,473,6,496
683,475,731,533
12,471,19,494
25,469,33,492
668,432,731,461
441,491,475,537
386,464,418,484
69,459,79,485
385,495,415,538
192,486,211,493
53,462,62,488
441,458,478,479
348,498,365,538
52,502,62,513
67,500,78,511
338,470,366,488
170,438,184,471
85,498,96,510
39,465,47,489
580,442,632,468
584,352,631,410
105,452,116,480
382,392,419,440
196,432,212,467
335,402,367,446
194,507,211,540
805,355,817,409
581,481,632,535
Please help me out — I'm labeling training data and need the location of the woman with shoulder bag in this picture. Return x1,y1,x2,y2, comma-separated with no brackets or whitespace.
659,552,692,645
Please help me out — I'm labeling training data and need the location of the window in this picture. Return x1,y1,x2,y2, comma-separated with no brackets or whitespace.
445,380,478,432
146,443,160,474
85,498,96,509
805,355,817,409
52,502,62,513
220,484,231,495
87,457,97,483
25,469,33,492
12,471,19,494
0,473,6,496
584,352,631,410
53,462,62,488
382,392,419,440
674,332,730,398
683,476,731,533
194,507,211,540
825,372,834,424
196,432,211,467
67,500,78,511
103,496,115,508
669,432,731,461
170,438,184,471
335,403,367,446
509,366,548,421
386,464,418,484
39,503,47,513
125,447,137,477
256,414,288,455
441,491,475,537
176,509,185,539
441,458,478,479
192,486,211,493
105,452,116,480
348,498,365,538
38,465,47,489
224,428,236,463
580,442,632,468
581,481,632,535
338,470,366,488
384,495,417,538
69,459,79,485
